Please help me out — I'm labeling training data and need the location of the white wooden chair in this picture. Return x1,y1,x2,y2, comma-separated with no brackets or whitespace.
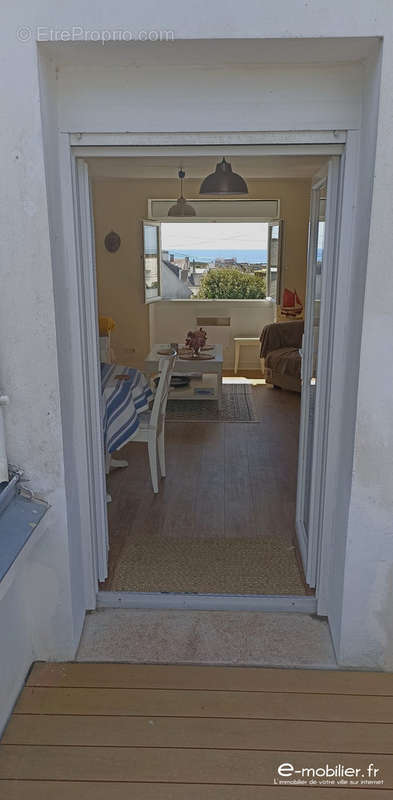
131,354,176,493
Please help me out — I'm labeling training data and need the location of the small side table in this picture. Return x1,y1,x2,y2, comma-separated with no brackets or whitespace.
234,337,261,374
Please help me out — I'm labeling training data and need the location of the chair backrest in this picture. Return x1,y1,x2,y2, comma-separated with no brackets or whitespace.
150,353,176,430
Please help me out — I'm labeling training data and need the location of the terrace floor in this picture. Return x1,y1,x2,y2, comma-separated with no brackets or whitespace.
1,662,392,796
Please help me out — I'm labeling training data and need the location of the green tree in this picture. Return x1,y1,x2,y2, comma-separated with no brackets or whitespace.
197,268,266,299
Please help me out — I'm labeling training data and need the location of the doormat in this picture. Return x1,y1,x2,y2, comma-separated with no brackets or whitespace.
110,535,305,595
166,383,257,422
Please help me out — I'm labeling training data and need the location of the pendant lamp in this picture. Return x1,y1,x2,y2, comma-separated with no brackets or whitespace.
199,157,248,195
168,169,196,216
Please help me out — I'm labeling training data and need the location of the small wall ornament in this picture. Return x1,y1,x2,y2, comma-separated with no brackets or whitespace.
104,230,121,253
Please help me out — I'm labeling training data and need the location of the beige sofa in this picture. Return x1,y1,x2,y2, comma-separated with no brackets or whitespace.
260,320,304,392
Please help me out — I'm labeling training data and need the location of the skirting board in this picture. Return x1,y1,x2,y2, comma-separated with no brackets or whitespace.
97,591,317,613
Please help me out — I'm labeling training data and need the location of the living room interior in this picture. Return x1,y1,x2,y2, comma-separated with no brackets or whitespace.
88,152,329,598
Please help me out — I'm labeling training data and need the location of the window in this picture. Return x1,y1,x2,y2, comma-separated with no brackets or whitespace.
143,214,283,302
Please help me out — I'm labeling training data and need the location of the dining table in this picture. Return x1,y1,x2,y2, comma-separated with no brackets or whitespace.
101,362,153,455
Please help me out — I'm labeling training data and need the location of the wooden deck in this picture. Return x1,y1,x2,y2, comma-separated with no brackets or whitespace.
1,663,393,797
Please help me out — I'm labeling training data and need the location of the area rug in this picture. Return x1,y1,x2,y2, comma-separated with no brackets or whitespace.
166,383,257,422
110,535,305,595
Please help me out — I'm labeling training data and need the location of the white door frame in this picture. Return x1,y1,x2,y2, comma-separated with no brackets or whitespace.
296,173,325,570
59,131,360,614
71,157,109,585
296,157,341,585
306,159,341,590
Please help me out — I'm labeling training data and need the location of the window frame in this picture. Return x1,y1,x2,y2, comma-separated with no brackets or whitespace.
143,214,283,303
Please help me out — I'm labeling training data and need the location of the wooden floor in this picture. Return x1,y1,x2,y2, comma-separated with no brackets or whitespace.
102,380,305,592
1,662,392,796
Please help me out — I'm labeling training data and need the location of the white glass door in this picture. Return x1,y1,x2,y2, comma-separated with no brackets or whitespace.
296,158,340,587
75,159,109,583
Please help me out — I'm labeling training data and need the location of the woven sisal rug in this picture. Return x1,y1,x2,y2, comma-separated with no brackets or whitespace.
166,383,257,422
110,535,305,595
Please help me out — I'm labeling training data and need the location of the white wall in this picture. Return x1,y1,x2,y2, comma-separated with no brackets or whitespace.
57,59,362,134
161,263,193,300
150,300,274,369
335,41,393,668
39,49,99,624
0,580,33,733
0,2,391,732
0,19,80,734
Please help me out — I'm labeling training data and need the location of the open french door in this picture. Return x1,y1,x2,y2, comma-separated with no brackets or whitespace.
296,157,341,588
142,220,162,303
74,158,109,583
266,220,284,303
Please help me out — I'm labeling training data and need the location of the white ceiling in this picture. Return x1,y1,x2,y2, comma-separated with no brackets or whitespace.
87,154,328,180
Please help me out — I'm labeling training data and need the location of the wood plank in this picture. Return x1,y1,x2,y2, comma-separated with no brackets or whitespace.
0,745,391,785
2,782,390,800
224,424,258,538
192,423,225,538
4,714,393,754
16,686,393,723
28,663,393,696
160,423,201,540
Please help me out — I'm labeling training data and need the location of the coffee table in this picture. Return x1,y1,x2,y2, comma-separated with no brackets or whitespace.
145,344,223,410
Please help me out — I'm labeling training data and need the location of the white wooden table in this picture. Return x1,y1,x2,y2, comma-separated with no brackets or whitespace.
145,344,223,409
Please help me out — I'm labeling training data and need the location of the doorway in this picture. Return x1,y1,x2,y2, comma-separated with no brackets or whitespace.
69,139,339,612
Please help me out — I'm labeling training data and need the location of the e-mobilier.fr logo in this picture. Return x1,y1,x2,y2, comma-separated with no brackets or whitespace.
275,760,384,788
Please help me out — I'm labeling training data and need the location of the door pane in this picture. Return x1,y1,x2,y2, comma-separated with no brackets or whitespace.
143,223,160,301
304,185,326,535
267,221,282,302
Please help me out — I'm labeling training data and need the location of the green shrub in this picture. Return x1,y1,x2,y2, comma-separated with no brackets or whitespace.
197,268,266,299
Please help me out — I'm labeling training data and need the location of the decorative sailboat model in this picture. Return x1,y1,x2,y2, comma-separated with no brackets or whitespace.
280,288,303,318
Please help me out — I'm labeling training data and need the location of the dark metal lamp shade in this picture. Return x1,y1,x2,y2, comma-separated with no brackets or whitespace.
199,158,248,195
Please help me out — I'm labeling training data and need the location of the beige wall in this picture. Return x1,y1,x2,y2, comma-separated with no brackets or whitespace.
92,177,310,366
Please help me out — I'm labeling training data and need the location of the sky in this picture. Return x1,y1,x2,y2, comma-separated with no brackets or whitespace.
161,222,268,251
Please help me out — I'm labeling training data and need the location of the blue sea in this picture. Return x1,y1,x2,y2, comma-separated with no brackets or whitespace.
170,248,325,265
170,249,268,264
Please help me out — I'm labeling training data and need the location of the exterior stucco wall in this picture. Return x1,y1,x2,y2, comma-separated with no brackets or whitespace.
0,2,392,732
338,39,393,668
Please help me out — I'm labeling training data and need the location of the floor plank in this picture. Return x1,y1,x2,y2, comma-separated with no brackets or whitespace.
15,686,393,723
28,662,393,695
1,745,392,785
2,783,389,800
4,714,393,754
